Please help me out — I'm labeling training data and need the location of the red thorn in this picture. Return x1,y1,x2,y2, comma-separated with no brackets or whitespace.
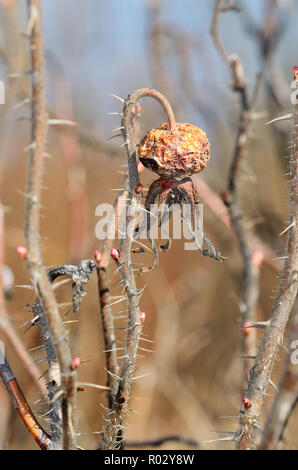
16,245,27,259
94,250,102,264
71,357,81,370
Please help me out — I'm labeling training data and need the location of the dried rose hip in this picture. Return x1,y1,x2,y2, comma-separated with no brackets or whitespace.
138,122,210,180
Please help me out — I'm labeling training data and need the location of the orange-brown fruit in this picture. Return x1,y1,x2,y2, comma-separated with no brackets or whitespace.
138,122,210,180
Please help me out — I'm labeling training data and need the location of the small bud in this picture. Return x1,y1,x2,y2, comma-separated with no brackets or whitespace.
135,183,143,194
243,397,251,409
118,395,126,404
243,321,253,337
111,248,120,262
220,188,232,207
16,245,27,259
139,312,146,323
94,250,102,264
252,250,264,268
294,66,298,82
77,386,85,392
138,161,145,174
71,357,81,370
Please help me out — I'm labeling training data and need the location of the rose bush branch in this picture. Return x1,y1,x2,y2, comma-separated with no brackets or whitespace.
259,300,298,449
24,0,77,449
236,84,298,450
211,0,262,376
101,88,175,449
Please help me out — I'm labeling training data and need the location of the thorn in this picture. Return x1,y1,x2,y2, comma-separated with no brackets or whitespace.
109,93,124,103
106,133,122,142
204,436,236,443
266,113,294,125
51,278,72,290
279,221,295,236
29,344,45,352
132,372,152,381
120,140,129,148
218,415,240,419
240,355,257,359
48,119,78,126
139,336,155,343
24,142,36,152
50,390,64,404
107,112,122,116
27,4,39,35
278,343,289,353
102,347,124,353
9,71,31,78
243,321,269,330
15,284,34,290
13,98,31,109
78,382,110,391
269,379,279,393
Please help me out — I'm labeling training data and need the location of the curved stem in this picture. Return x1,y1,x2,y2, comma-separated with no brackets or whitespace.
128,88,176,131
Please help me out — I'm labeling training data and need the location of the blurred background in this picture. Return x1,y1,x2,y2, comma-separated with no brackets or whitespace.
0,0,297,450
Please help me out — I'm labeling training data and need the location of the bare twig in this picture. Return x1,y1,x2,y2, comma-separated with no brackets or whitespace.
24,0,77,449
0,349,52,450
49,52,89,264
211,0,261,381
0,204,48,399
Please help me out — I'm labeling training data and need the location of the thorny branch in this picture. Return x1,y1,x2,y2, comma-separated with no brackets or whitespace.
96,175,128,409
235,90,298,450
24,0,77,449
259,300,298,449
101,88,174,450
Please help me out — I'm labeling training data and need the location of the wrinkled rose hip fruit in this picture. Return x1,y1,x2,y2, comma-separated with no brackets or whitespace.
138,122,210,179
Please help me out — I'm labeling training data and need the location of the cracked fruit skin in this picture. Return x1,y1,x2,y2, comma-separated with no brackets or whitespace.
138,122,210,180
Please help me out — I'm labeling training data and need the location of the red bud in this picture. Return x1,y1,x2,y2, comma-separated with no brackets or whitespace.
94,250,102,264
111,248,120,262
243,321,253,337
243,397,251,408
139,312,146,323
71,357,81,370
16,245,27,259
